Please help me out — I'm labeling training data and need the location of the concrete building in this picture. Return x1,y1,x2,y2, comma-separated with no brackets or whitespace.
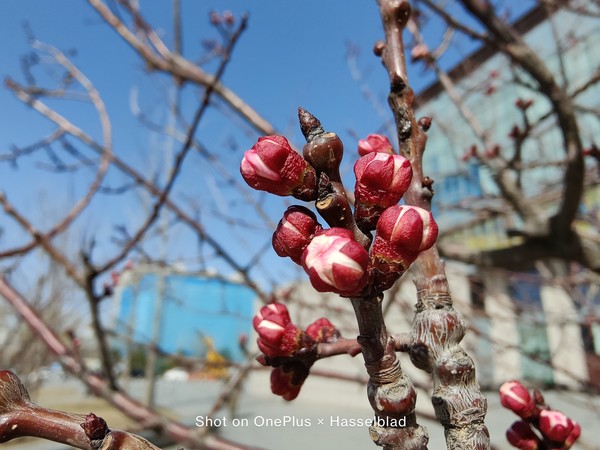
111,264,256,365
411,4,600,389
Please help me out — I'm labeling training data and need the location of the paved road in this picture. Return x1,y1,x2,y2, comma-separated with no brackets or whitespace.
3,372,599,450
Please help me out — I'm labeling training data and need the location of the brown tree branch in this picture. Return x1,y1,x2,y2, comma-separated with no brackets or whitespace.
376,1,490,448
0,275,259,450
86,0,277,136
96,14,248,274
3,79,268,301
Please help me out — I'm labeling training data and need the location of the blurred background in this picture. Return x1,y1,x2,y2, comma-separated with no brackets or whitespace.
0,1,599,449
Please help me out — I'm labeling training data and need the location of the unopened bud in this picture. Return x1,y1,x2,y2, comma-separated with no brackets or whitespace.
241,135,317,201
305,318,339,343
357,134,395,156
515,98,533,110
563,421,581,448
506,421,540,450
301,228,369,295
354,152,412,207
539,409,574,443
418,116,432,131
253,303,302,357
375,205,438,254
270,362,309,401
499,380,536,419
272,206,322,264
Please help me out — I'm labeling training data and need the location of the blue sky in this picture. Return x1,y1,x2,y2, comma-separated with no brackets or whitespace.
0,1,531,292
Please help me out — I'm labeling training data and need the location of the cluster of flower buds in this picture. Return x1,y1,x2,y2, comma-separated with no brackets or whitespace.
240,113,438,296
499,380,581,449
253,303,305,358
209,10,235,26
253,303,339,401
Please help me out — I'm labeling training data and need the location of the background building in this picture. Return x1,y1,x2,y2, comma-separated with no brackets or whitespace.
411,4,600,388
112,264,256,371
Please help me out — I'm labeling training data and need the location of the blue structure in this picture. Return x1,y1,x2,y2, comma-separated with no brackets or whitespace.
116,270,256,363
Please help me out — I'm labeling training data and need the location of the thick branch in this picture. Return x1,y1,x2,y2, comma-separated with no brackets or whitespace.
376,1,490,448
0,276,259,450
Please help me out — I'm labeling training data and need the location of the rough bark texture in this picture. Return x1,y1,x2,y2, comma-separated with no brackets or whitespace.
375,1,490,448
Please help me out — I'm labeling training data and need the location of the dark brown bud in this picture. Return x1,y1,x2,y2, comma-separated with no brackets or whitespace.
299,109,344,181
298,107,324,143
373,41,385,56
81,413,109,441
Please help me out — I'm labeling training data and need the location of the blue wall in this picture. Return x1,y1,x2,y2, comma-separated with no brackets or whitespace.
117,273,255,362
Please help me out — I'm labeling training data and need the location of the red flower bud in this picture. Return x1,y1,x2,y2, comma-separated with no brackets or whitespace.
499,381,536,419
270,363,309,401
461,144,478,162
357,134,395,156
506,421,540,450
301,228,369,295
538,409,574,443
272,206,322,264
354,153,412,208
509,125,522,140
376,205,438,254
241,135,317,200
418,116,432,131
485,144,501,159
369,206,438,291
515,98,533,111
305,318,339,343
563,421,581,448
253,303,302,357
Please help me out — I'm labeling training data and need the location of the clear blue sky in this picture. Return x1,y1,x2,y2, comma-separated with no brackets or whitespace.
0,1,530,291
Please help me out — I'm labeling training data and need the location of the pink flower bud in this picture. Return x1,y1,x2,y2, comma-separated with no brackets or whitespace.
357,134,395,156
301,228,369,295
563,421,581,448
257,324,303,357
369,206,438,291
270,363,309,401
354,153,412,208
305,318,339,343
253,303,301,357
376,205,438,254
241,135,317,200
506,421,540,450
272,206,322,264
499,381,536,419
539,409,574,443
